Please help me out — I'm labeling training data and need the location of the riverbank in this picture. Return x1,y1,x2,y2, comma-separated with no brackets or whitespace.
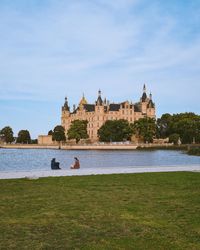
188,147,200,156
1,165,200,179
0,143,175,150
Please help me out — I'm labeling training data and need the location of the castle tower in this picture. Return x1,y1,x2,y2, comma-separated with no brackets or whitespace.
147,92,156,118
95,90,104,135
141,84,148,114
141,84,147,102
96,90,103,106
62,97,70,112
61,96,70,131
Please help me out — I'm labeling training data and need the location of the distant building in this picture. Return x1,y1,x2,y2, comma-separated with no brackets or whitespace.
38,135,56,145
61,85,156,142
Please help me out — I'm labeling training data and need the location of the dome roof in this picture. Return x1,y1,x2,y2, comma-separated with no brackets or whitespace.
79,95,88,106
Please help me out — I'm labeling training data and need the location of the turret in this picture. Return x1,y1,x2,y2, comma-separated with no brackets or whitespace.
147,92,155,109
96,89,103,106
62,97,70,111
147,92,156,118
61,96,70,132
141,84,147,102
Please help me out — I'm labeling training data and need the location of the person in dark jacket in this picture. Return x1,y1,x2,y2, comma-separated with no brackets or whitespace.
51,158,61,170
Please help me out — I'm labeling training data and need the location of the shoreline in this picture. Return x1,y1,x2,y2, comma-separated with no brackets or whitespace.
0,143,176,150
0,165,200,180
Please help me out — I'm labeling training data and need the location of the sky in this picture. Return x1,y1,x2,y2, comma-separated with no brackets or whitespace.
0,0,200,138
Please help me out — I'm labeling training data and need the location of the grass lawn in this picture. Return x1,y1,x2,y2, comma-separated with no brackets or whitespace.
0,172,200,250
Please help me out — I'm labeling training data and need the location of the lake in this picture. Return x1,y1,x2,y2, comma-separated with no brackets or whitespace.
0,148,200,172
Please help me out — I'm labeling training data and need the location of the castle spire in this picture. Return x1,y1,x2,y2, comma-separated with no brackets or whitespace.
143,84,146,93
63,96,70,111
141,84,147,102
150,92,152,100
96,89,103,105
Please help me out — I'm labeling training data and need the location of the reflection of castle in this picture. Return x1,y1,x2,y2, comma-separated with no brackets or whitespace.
61,85,156,141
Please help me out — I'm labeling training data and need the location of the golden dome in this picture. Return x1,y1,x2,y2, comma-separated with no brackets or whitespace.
79,94,88,106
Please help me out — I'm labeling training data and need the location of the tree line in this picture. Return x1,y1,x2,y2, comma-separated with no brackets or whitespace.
49,112,200,145
1,112,200,145
0,126,34,144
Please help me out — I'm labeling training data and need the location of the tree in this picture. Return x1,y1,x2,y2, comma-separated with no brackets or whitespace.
0,126,14,143
157,113,200,144
48,130,53,135
67,120,88,143
157,113,172,138
98,119,132,142
132,118,156,143
169,133,180,145
16,130,31,144
52,125,66,144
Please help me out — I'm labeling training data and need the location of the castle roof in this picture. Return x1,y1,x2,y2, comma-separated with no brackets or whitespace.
141,92,147,102
84,104,95,112
63,97,70,111
79,95,88,106
109,104,120,111
141,84,148,102
147,100,155,108
96,90,103,105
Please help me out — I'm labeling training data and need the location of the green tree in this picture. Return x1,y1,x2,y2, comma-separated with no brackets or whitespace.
48,130,53,135
157,113,172,138
169,133,180,145
67,120,88,143
0,126,14,143
52,125,66,144
132,118,156,143
98,119,132,142
157,113,200,144
31,139,38,144
16,130,31,144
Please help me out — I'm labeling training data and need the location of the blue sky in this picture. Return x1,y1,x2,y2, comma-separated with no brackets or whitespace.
0,0,200,138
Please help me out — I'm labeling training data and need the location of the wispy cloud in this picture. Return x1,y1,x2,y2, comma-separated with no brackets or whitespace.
0,0,200,136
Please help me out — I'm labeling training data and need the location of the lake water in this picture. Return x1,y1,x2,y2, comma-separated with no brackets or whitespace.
0,148,200,172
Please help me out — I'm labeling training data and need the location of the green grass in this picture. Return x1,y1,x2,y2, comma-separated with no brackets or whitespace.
188,147,200,156
0,172,200,250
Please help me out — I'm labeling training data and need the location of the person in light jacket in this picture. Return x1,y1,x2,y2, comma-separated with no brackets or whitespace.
70,157,80,169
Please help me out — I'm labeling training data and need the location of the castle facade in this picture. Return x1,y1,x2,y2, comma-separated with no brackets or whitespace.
61,85,155,142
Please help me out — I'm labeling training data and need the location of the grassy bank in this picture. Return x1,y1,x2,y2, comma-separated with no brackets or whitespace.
0,173,200,249
137,145,187,151
188,147,200,156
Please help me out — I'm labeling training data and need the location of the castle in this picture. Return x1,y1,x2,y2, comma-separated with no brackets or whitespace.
61,85,156,142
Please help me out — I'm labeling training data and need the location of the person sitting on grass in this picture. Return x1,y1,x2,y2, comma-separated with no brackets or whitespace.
70,157,80,169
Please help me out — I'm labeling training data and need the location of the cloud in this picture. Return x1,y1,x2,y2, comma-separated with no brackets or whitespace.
0,0,200,136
